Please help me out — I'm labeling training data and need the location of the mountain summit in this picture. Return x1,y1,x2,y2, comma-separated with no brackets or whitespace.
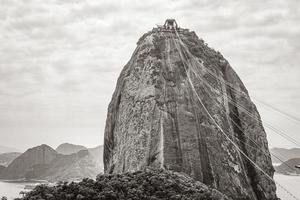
104,21,277,200
0,144,57,179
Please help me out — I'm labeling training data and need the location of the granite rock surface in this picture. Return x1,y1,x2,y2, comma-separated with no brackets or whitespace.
104,28,277,200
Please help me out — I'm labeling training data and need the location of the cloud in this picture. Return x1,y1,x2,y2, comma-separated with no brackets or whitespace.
70,2,120,19
0,0,299,149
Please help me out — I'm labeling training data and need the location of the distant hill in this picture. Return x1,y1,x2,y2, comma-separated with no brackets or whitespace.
56,143,104,173
88,145,103,170
0,165,5,174
26,150,101,182
270,148,300,163
0,144,57,179
275,158,300,175
56,143,87,155
0,152,22,167
0,144,102,182
47,149,101,182
0,145,21,154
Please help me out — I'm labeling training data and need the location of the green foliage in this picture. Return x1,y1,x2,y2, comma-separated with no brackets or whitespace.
15,168,225,200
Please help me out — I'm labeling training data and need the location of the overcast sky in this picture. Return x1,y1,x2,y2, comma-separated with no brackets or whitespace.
0,0,299,151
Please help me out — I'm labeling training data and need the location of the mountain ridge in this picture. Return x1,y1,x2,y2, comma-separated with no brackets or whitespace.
0,144,57,180
56,143,87,155
0,143,103,182
0,152,22,167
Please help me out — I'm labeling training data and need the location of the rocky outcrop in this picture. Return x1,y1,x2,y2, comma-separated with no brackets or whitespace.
104,27,277,199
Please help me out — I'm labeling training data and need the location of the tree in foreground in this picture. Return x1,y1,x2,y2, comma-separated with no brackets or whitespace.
15,168,229,200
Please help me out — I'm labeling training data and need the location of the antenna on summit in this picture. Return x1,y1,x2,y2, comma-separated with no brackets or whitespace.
163,19,178,30
154,19,189,34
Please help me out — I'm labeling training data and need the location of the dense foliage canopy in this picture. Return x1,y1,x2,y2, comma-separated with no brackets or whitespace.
16,168,227,200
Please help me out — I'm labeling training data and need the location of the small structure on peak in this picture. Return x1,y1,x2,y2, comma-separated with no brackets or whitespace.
164,19,178,30
154,19,189,33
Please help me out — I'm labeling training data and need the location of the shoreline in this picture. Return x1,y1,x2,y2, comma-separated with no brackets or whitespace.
0,178,49,184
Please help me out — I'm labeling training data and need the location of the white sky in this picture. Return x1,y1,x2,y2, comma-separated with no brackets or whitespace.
0,0,299,151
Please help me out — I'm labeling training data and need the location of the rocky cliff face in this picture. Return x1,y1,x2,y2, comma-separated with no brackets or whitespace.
104,27,277,200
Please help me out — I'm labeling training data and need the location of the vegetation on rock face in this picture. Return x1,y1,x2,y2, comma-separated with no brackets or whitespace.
16,168,228,200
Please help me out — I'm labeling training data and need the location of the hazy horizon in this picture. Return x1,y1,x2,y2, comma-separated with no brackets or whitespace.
0,143,102,153
2,142,300,154
0,0,300,150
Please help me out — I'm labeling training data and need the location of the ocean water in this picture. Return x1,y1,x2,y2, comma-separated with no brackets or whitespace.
274,173,300,200
0,174,299,199
0,181,33,200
